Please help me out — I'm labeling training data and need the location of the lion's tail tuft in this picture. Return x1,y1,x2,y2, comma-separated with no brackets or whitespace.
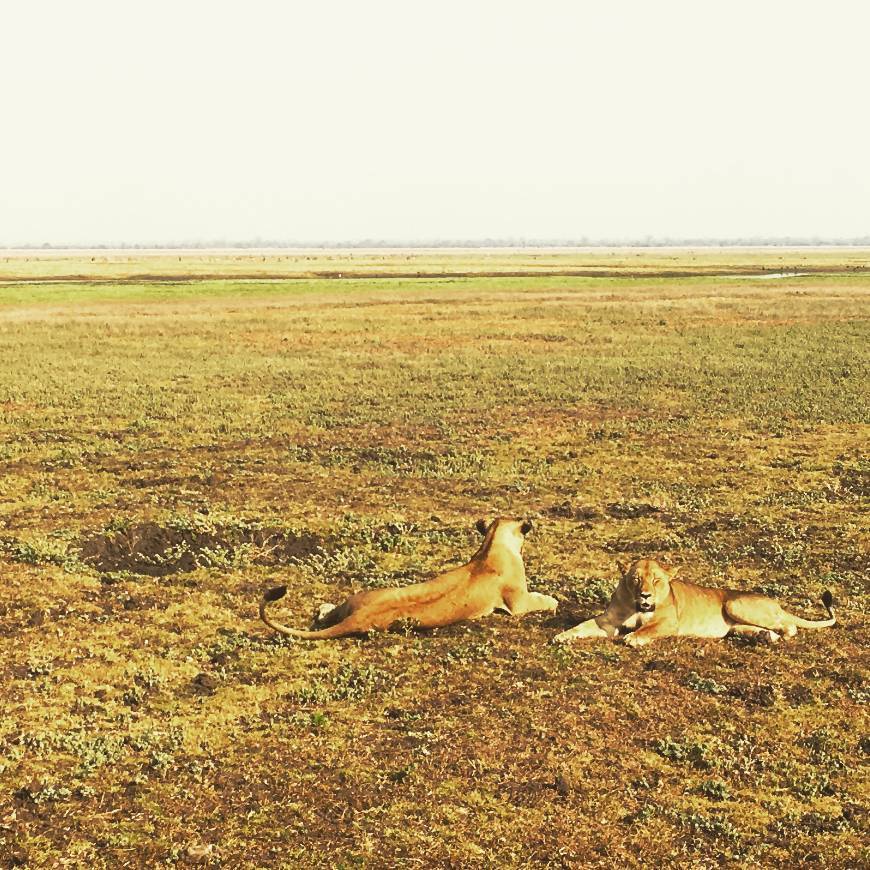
790,590,835,629
263,585,287,603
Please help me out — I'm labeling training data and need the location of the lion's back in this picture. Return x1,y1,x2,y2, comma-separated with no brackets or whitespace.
670,580,732,637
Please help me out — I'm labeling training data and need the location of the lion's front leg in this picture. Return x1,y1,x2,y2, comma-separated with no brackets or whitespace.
622,619,675,648
553,615,619,644
506,590,558,617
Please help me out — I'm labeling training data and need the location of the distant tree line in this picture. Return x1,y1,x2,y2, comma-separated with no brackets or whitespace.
4,236,870,250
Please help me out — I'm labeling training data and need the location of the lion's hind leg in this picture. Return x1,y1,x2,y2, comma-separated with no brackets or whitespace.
724,594,794,638
728,623,781,643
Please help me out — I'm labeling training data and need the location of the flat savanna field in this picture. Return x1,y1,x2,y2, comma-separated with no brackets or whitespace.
0,249,867,868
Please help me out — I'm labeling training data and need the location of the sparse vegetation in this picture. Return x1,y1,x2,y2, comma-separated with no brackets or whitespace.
0,249,867,867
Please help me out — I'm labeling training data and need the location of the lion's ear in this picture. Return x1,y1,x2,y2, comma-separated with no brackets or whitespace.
475,518,489,536
616,560,629,578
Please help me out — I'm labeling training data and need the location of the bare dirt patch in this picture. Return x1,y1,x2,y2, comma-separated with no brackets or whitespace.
78,522,326,576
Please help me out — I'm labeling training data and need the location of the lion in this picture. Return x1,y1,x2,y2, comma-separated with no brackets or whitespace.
553,558,835,647
259,517,558,640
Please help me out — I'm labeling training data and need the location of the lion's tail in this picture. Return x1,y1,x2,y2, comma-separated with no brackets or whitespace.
259,586,354,640
790,590,836,629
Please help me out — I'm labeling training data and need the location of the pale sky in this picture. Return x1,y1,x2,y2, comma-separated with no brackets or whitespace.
2,0,869,245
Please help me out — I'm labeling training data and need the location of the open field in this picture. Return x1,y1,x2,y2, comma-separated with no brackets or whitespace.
3,246,870,284
1,250,868,867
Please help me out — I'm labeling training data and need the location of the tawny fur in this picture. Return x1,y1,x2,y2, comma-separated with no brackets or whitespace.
260,518,557,640
553,558,835,647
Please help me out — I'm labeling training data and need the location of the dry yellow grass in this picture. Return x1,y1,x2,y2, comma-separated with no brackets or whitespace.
0,251,867,867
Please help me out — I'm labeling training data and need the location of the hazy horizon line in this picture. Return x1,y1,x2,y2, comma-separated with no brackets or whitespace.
4,235,870,251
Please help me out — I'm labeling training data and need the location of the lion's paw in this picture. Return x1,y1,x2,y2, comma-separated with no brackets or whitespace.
314,602,338,625
622,632,647,648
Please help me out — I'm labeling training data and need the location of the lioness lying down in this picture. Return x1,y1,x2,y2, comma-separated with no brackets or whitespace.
554,558,835,647
260,517,557,640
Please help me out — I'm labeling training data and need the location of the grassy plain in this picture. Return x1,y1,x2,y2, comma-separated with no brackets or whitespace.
0,249,868,868
3,245,870,283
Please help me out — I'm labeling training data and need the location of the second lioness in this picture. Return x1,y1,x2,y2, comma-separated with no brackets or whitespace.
554,558,835,647
260,517,557,640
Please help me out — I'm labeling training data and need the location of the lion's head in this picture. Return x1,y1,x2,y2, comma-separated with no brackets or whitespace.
476,517,533,553
617,559,677,613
